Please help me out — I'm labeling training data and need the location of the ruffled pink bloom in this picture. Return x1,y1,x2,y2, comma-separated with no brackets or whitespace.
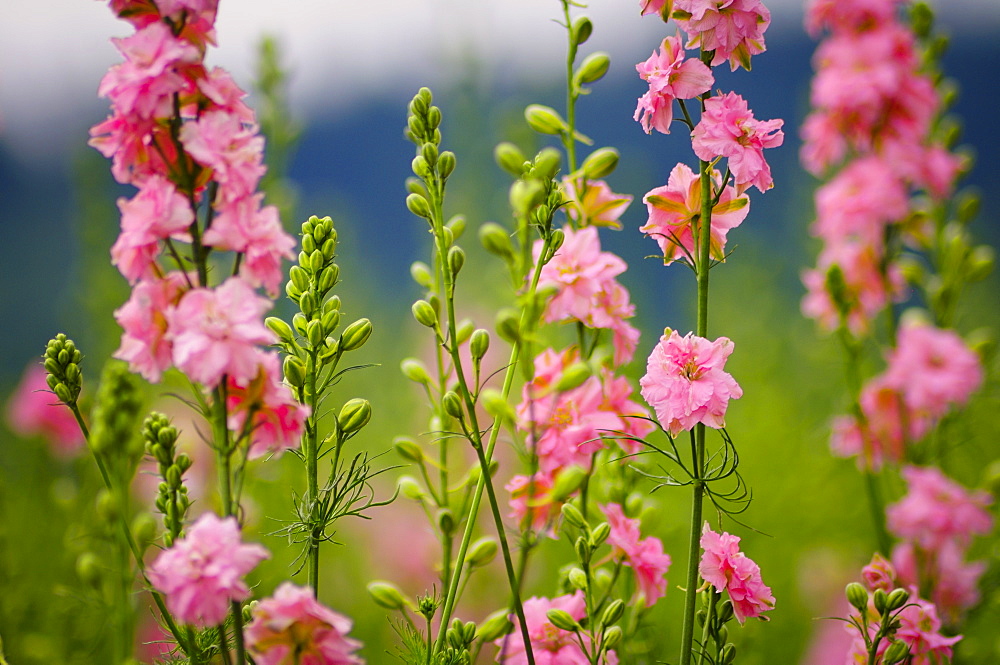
691,92,784,193
114,272,190,382
641,162,749,264
536,226,626,324
674,0,771,71
894,598,962,663
639,330,743,437
245,582,364,665
111,175,195,282
633,36,713,134
98,22,200,120
198,66,256,124
884,321,983,420
639,0,670,18
496,592,617,665
602,504,671,607
599,369,656,452
148,512,269,627
561,178,633,228
203,194,295,296
506,471,560,536
227,352,309,460
587,281,641,366
886,466,992,552
179,109,266,205
699,526,774,623
5,365,85,456
804,0,905,36
860,552,896,592
892,541,986,625
811,156,909,249
167,276,275,388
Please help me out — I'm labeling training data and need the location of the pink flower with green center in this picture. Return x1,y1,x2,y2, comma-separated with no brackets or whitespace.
634,35,714,135
699,526,774,623
245,582,364,665
674,0,771,71
640,162,749,265
691,92,784,193
639,330,743,436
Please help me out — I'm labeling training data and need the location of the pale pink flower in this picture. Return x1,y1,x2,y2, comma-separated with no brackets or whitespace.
602,504,671,607
699,526,774,623
886,466,992,552
587,281,641,366
674,0,771,71
639,330,743,436
804,0,905,36
811,157,909,248
860,552,896,592
5,365,85,456
640,0,670,18
640,162,749,264
167,276,275,388
114,272,190,383
892,541,986,625
89,112,173,186
599,369,656,452
561,178,633,228
691,92,784,193
884,321,983,420
198,67,256,124
227,352,309,460
894,598,962,663
178,109,267,205
148,512,269,627
496,592,618,665
536,226,626,324
111,175,195,282
633,36,713,134
245,582,364,665
506,472,560,536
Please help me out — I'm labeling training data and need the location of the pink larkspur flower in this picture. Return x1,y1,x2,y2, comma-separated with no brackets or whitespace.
561,178,633,228
674,0,772,71
536,226,626,324
114,272,190,383
227,351,309,460
860,552,896,592
640,0,671,18
633,35,713,134
894,598,962,663
804,0,905,36
148,512,269,627
167,276,275,388
641,162,749,264
811,156,909,249
602,504,672,607
639,330,743,437
496,592,618,665
5,365,85,456
111,175,195,283
245,582,364,665
506,471,561,536
198,66,256,124
892,541,986,624
884,321,983,420
178,109,266,205
699,526,774,623
886,466,992,552
692,92,784,193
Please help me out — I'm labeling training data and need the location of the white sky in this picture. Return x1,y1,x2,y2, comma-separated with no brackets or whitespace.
0,0,996,163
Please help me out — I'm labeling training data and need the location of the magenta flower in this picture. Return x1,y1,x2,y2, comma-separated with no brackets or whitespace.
674,0,771,71
640,162,749,264
148,512,269,627
5,365,85,456
691,92,784,193
113,272,190,383
699,526,774,623
633,36,713,135
167,276,275,388
639,330,743,437
886,466,992,552
245,582,364,665
602,504,672,607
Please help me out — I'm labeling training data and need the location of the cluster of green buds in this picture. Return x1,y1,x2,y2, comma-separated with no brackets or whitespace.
44,333,83,407
695,593,738,665
143,413,192,546
89,360,144,466
845,583,913,665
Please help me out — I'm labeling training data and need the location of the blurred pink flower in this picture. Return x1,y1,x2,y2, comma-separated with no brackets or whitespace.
639,330,743,437
691,92,784,193
699,526,774,623
886,466,992,552
496,592,617,665
674,0,771,71
561,178,633,229
5,365,85,456
641,162,749,264
245,582,364,665
860,552,896,592
167,276,274,388
894,598,962,663
811,157,909,249
892,541,986,625
148,512,269,627
114,272,190,383
633,35,713,134
506,472,560,535
536,226,626,324
804,0,905,36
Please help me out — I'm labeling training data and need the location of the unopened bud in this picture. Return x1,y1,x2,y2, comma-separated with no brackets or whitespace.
603,625,623,650
446,214,466,239
525,104,566,135
883,640,909,665
478,610,513,642
480,222,514,259
410,261,433,288
495,142,527,176
561,503,587,529
590,522,611,548
568,567,588,590
340,318,373,351
552,465,587,501
367,581,407,610
546,609,580,632
442,391,464,420
437,508,456,536
393,436,423,462
533,147,562,180
398,475,425,501
400,358,431,384
338,398,372,435
554,362,591,393
496,309,520,344
406,192,431,218
438,151,456,179
412,300,438,328
885,588,910,612
265,317,295,345
601,599,625,626
581,147,619,179
846,583,869,612
571,16,593,46
575,52,610,85
481,389,515,422
468,537,498,567
447,246,465,277
470,329,490,361
873,588,888,615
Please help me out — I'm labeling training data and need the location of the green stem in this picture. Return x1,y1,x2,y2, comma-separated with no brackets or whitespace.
306,348,321,596
697,591,718,665
562,0,579,176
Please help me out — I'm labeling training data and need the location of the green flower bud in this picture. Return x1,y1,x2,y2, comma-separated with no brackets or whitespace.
468,537,498,567
601,599,625,626
885,588,910,612
265,317,295,345
470,329,490,361
446,214,466,239
546,609,580,632
321,309,341,336
283,355,306,389
571,16,593,46
176,453,192,473
421,141,439,166
302,232,317,254
285,279,301,301
495,142,528,176
846,583,869,612
96,489,118,523
603,625,623,650
478,610,513,642
873,588,888,615
720,643,737,665
317,266,338,293
581,147,620,179
590,521,611,548
455,318,474,346
76,552,103,588
495,309,520,344
406,192,431,218
367,581,408,610
441,225,454,249
554,362,592,393
89,360,143,459
575,52,611,85
568,567,588,590
447,246,465,277
967,245,995,281
534,147,562,181
292,312,308,336
165,464,183,489
442,391,464,420
438,508,456,536
426,105,442,131
481,388,515,422
299,291,318,318
438,151,456,179
479,222,515,259
400,358,432,384
561,503,587,529
340,318,373,351
397,475,425,501
883,640,910,665
308,249,325,273
393,436,423,463
417,594,438,620
410,260,433,288
552,465,587,501
412,300,438,328
132,512,157,549
525,104,566,135
338,398,372,435
717,600,735,624
306,319,324,347
956,190,980,224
